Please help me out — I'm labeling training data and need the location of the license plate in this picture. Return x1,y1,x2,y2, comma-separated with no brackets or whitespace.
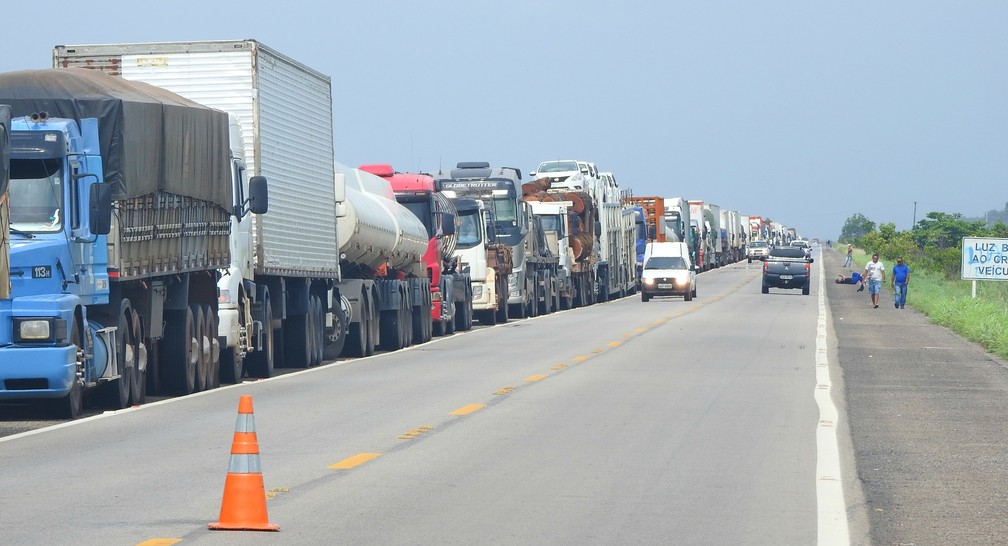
780,274,793,280
657,283,673,289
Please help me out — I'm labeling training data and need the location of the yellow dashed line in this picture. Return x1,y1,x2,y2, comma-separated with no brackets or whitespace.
450,404,485,415
265,487,289,499
494,386,515,395
551,364,568,370
330,453,381,469
524,374,547,382
607,341,622,347
624,333,632,339
635,328,646,333
137,540,181,546
572,355,589,362
591,348,604,354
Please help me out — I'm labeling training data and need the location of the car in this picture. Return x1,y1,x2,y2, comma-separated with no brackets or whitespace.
762,245,814,295
746,240,770,263
640,242,697,302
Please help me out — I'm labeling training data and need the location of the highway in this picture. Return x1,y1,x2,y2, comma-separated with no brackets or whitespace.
2,246,1007,544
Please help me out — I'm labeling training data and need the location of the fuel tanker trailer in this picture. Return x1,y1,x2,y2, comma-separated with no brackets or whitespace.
333,163,431,357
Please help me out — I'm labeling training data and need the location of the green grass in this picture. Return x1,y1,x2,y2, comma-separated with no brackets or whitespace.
833,244,1008,360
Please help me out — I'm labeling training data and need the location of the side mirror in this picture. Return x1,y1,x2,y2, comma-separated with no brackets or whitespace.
440,212,456,237
88,183,112,235
807,258,815,263
248,176,268,215
594,220,602,237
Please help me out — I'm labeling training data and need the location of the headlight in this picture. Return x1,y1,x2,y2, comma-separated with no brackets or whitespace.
14,317,68,343
472,285,484,299
218,289,232,304
508,273,519,288
642,277,656,286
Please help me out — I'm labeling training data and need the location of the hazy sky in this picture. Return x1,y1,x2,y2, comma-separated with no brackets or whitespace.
2,1,1005,239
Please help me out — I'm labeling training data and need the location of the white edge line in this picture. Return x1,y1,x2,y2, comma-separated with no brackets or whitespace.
816,249,851,545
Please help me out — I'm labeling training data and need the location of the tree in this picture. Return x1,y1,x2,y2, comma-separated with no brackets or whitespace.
839,213,875,243
913,211,985,249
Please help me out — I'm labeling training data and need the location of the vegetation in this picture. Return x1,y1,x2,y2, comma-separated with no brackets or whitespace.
837,209,1008,360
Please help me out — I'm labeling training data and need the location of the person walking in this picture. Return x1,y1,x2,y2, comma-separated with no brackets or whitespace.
863,253,886,308
891,257,910,309
843,243,853,267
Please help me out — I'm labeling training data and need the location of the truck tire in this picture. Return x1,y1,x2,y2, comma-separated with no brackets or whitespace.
220,300,245,384
101,299,135,408
201,305,219,389
283,300,312,368
131,312,147,403
192,306,208,392
311,295,325,365
323,300,348,361
380,294,408,352
345,298,370,358
49,318,84,419
456,291,473,331
162,307,197,395
246,298,275,378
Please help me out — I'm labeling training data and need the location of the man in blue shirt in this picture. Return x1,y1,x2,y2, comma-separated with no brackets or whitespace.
891,257,910,309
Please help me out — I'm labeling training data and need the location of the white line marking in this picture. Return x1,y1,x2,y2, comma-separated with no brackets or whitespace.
816,251,850,545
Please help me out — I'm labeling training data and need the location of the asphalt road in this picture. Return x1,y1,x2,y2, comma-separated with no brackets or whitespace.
825,246,1008,545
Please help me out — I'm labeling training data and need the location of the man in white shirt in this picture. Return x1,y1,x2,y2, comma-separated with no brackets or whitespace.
863,253,886,308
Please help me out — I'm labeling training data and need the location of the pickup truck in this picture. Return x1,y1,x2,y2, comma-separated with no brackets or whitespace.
762,246,814,295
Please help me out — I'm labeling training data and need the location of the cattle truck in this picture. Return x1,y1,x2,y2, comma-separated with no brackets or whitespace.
55,40,430,371
0,68,267,418
360,164,474,336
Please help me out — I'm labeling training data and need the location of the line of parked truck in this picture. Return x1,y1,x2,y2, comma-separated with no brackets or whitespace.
0,40,792,419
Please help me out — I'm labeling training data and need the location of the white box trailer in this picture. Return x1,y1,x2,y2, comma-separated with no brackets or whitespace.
55,40,339,278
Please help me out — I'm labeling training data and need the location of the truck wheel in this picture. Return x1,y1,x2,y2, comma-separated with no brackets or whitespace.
476,310,496,326
220,301,245,384
380,305,405,351
495,299,509,324
283,296,314,368
49,319,84,419
163,307,197,395
246,298,275,378
130,312,147,403
102,299,135,408
748,257,752,264
191,306,208,392
412,302,428,345
345,299,370,357
200,305,219,389
323,299,348,361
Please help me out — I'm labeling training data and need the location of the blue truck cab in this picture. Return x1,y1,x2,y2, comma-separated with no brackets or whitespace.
1,114,114,415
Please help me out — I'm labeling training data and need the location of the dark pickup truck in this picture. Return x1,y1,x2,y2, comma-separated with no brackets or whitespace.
762,246,814,295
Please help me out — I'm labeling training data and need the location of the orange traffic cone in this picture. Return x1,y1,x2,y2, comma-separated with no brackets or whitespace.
209,395,279,531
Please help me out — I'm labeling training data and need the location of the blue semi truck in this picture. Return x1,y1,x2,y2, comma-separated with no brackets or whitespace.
0,69,266,418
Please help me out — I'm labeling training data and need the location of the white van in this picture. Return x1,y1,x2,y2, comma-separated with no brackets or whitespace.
640,242,697,302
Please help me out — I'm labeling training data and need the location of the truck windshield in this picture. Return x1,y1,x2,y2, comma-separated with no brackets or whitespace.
456,210,482,249
645,256,687,270
400,200,434,238
540,214,563,234
536,161,578,173
9,158,64,233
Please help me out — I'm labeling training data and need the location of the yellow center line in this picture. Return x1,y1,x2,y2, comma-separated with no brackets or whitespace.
450,404,486,415
572,355,589,362
551,364,568,370
329,453,381,469
634,328,646,333
524,374,547,382
607,341,622,347
137,540,181,546
591,348,604,354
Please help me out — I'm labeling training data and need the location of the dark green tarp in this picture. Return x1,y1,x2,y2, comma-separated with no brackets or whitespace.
0,68,231,210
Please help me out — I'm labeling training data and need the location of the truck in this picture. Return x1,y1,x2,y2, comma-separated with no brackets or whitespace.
703,203,722,268
529,160,636,304
55,40,431,373
688,200,714,271
664,197,695,269
624,196,678,283
720,209,744,264
0,68,267,418
360,164,474,336
439,192,512,325
525,200,573,311
434,162,529,322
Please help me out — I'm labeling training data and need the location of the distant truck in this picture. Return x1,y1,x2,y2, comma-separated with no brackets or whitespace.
360,164,474,336
0,68,267,417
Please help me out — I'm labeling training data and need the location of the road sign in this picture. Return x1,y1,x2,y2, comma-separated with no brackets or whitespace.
961,237,1008,281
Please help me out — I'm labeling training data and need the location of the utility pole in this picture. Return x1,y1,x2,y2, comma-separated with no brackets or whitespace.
912,201,917,228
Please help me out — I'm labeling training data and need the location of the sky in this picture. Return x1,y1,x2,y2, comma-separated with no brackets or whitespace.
2,1,1005,239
